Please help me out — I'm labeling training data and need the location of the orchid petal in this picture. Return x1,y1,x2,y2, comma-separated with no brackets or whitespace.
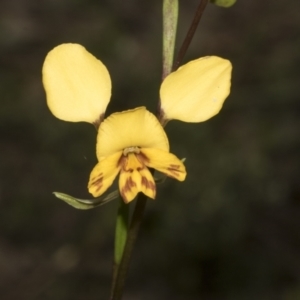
160,56,232,123
140,148,186,181
96,107,169,159
42,43,111,124
88,151,122,197
119,153,156,203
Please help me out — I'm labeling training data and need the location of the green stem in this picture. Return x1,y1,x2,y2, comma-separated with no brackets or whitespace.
111,198,129,293
159,0,179,120
173,0,209,70
162,0,179,80
110,194,148,300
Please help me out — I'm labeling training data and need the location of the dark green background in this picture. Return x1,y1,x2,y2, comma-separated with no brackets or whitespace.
1,1,299,299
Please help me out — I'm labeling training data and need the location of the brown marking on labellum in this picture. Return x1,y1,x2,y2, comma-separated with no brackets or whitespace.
118,155,126,168
90,174,103,185
141,176,156,197
90,176,103,192
120,176,137,203
120,153,146,173
136,162,146,172
137,152,150,164
169,164,180,169
167,164,182,179
126,176,136,189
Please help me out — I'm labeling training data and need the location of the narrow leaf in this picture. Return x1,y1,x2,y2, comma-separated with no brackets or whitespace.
53,190,119,210
114,200,129,265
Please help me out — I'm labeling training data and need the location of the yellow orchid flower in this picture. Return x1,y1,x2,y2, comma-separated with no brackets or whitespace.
42,43,232,203
42,44,186,203
88,107,186,202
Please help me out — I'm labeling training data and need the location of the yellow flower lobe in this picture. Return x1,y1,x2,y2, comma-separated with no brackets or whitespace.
95,107,169,159
119,152,156,203
141,148,186,181
160,56,232,123
88,151,122,197
43,43,111,124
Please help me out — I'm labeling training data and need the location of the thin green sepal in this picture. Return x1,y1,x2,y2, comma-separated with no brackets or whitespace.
53,190,118,210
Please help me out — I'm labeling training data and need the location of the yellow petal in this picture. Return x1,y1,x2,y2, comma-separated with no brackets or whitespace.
160,56,232,123
96,107,169,159
42,43,111,124
140,148,186,181
119,153,156,203
88,151,122,197
139,167,156,200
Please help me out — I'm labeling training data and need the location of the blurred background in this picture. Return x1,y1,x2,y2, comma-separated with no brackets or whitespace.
0,0,300,299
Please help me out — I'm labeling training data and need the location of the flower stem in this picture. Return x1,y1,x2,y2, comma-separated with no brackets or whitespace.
173,0,209,70
110,194,148,300
162,0,179,80
111,198,130,294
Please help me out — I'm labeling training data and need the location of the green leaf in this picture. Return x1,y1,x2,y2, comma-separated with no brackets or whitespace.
114,199,129,265
210,0,236,7
53,190,119,210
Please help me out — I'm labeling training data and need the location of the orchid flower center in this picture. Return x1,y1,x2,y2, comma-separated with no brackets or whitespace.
123,146,140,156
120,146,147,173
